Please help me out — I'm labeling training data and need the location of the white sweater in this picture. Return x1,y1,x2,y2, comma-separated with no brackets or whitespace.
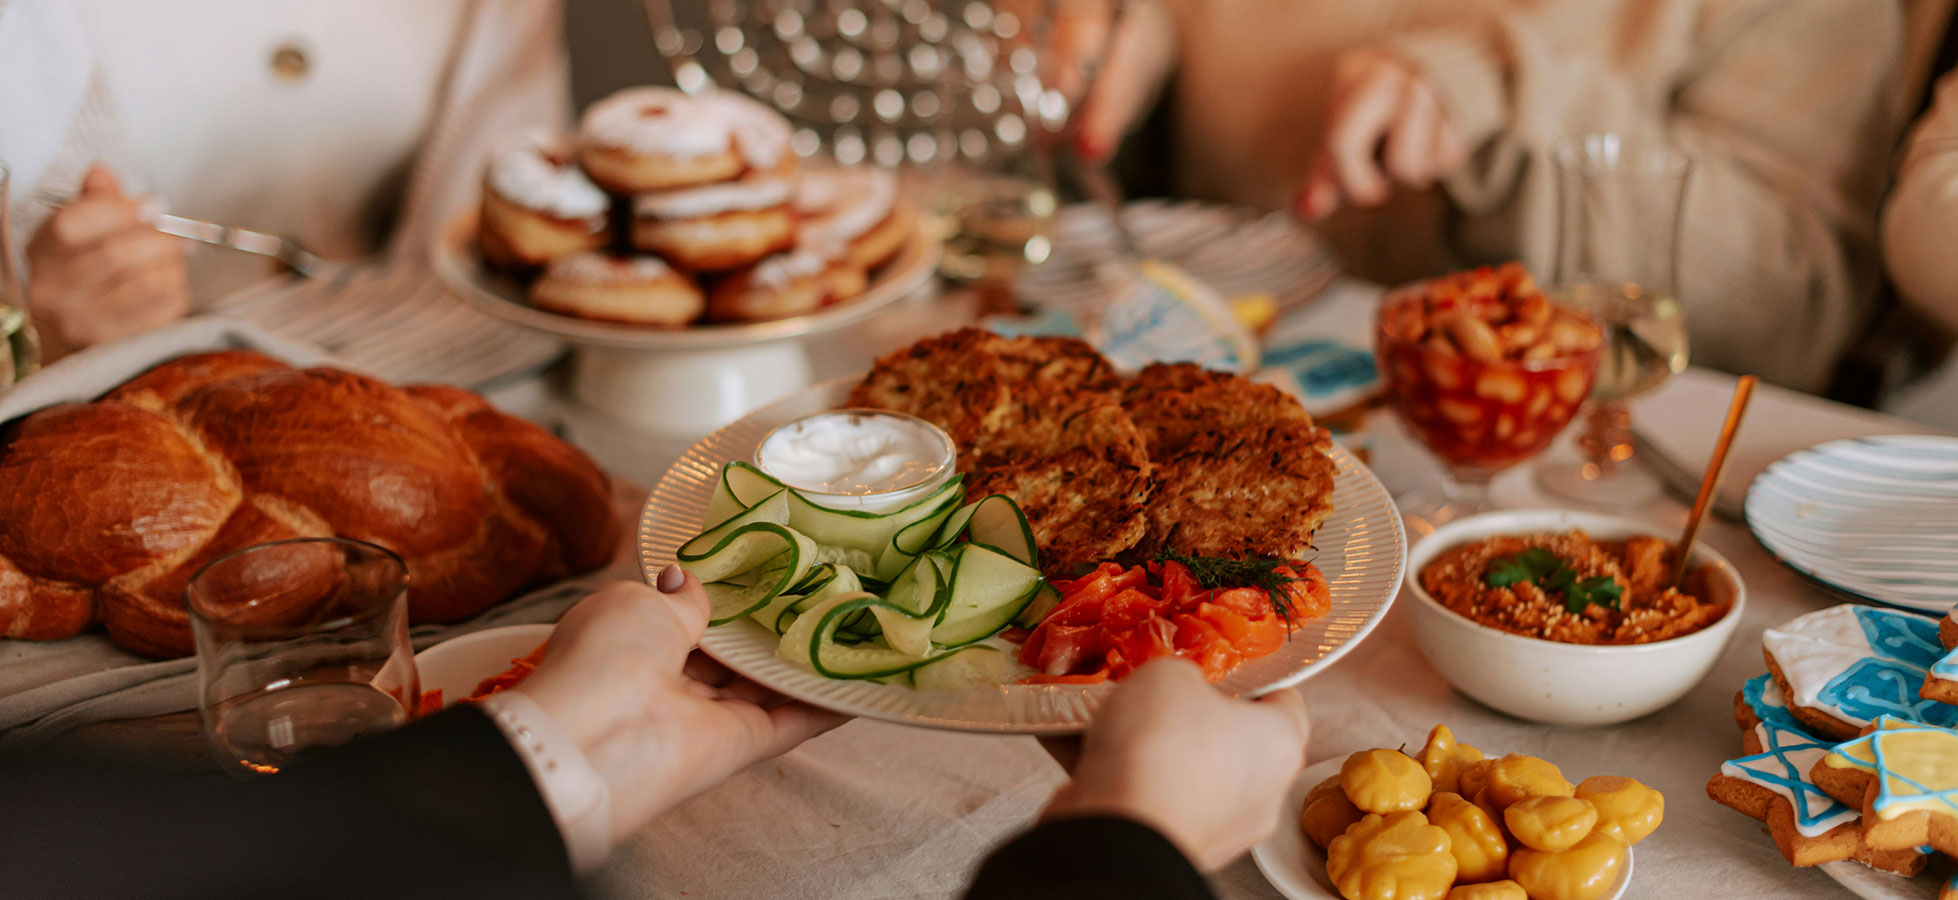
0,0,571,304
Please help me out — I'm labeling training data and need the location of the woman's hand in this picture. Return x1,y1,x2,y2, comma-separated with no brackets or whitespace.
25,164,190,361
1042,658,1310,870
513,569,848,839
1066,0,1177,163
1298,48,1467,221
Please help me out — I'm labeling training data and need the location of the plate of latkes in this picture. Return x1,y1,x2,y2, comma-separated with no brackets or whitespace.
638,329,1407,733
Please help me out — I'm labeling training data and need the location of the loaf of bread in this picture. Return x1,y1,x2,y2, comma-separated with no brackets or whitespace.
0,351,621,658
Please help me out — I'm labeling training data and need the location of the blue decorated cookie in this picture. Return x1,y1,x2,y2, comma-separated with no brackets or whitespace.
1923,608,1958,707
1761,604,1958,741
1707,677,1934,872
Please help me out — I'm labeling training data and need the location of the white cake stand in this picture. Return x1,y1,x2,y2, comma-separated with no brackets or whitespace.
431,212,940,438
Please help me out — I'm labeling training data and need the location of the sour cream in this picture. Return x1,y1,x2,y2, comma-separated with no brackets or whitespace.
756,410,955,511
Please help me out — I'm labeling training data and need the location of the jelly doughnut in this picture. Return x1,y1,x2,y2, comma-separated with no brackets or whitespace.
477,133,610,269
577,87,793,194
795,166,914,270
708,248,868,323
631,172,797,271
530,252,704,326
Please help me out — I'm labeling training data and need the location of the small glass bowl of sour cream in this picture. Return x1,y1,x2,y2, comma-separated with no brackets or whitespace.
755,409,958,513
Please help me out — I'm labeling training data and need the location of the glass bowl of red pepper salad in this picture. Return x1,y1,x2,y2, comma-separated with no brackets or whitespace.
1008,559,1331,684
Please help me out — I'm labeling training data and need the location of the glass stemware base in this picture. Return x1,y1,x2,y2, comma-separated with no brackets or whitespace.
1535,401,1664,507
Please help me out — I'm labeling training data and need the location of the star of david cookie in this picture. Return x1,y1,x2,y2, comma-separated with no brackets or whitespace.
1920,608,1958,706
1763,605,1958,741
1812,717,1958,857
1708,675,1931,873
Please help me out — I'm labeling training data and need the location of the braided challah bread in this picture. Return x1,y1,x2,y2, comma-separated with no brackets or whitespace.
0,351,620,658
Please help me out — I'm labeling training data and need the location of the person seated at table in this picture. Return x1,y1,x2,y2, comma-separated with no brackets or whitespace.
0,567,1308,900
2,0,566,361
1077,0,1906,392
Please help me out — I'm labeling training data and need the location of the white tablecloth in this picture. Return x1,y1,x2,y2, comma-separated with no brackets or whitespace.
545,281,1932,900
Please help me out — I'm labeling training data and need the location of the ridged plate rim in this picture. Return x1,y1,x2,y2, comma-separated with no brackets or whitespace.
638,377,1407,734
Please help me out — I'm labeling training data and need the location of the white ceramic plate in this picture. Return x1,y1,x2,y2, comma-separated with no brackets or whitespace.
414,623,554,710
1744,435,1958,612
1820,859,1949,899
1252,755,1634,900
637,377,1407,734
1015,199,1337,317
430,211,941,350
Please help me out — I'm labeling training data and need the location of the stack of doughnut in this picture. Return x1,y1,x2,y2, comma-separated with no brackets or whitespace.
477,86,916,327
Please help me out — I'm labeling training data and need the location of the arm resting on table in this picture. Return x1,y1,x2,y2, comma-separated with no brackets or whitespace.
966,815,1217,900
0,705,578,900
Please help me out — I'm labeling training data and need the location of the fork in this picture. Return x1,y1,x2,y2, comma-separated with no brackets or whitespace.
31,185,345,282
148,212,345,282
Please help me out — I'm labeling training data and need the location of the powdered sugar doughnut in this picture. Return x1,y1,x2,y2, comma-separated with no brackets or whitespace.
530,252,704,326
794,166,914,269
478,132,610,268
578,87,794,193
707,248,867,322
632,173,797,271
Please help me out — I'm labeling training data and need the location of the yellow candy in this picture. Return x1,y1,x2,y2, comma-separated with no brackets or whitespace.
1447,881,1527,900
1484,754,1575,811
1420,725,1462,795
1503,796,1599,852
1575,775,1664,846
1342,749,1435,814
1304,776,1369,850
1426,791,1509,883
1326,811,1458,900
1509,831,1627,900
1471,788,1506,829
1459,758,1495,801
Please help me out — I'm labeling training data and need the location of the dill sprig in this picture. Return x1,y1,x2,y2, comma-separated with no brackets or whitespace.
1151,551,1307,628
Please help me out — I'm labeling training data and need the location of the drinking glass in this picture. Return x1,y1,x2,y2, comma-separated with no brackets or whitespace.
1377,273,1604,535
0,162,44,386
1536,134,1692,506
189,538,419,775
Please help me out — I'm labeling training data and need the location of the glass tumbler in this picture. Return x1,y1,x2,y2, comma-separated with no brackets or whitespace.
189,538,419,775
1536,134,1692,506
0,162,43,386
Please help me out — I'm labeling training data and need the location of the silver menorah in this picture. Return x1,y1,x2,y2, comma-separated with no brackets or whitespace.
639,0,1127,167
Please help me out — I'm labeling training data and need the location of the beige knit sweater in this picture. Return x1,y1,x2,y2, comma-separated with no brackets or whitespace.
1163,0,1906,391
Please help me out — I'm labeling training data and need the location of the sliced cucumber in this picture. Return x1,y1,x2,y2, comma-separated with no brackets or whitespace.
704,462,785,526
870,554,947,655
679,492,790,567
686,462,1048,686
936,544,1044,629
1013,583,1061,629
911,646,1009,690
781,593,932,679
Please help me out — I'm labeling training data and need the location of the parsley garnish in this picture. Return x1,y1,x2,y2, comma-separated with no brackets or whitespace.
1483,549,1624,614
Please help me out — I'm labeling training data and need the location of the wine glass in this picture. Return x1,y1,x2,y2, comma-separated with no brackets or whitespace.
0,161,43,386
1377,266,1605,536
189,538,419,775
1535,134,1692,507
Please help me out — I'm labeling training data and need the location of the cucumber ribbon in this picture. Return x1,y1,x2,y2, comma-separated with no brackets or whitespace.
678,463,1048,683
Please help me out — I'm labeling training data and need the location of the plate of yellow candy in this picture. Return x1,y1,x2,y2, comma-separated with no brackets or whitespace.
1252,725,1664,900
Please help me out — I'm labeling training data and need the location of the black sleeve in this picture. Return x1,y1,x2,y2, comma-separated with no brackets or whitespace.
0,705,577,900
965,815,1217,900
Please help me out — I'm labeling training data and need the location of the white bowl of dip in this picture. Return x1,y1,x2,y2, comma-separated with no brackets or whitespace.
755,409,958,513
1404,509,1745,726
